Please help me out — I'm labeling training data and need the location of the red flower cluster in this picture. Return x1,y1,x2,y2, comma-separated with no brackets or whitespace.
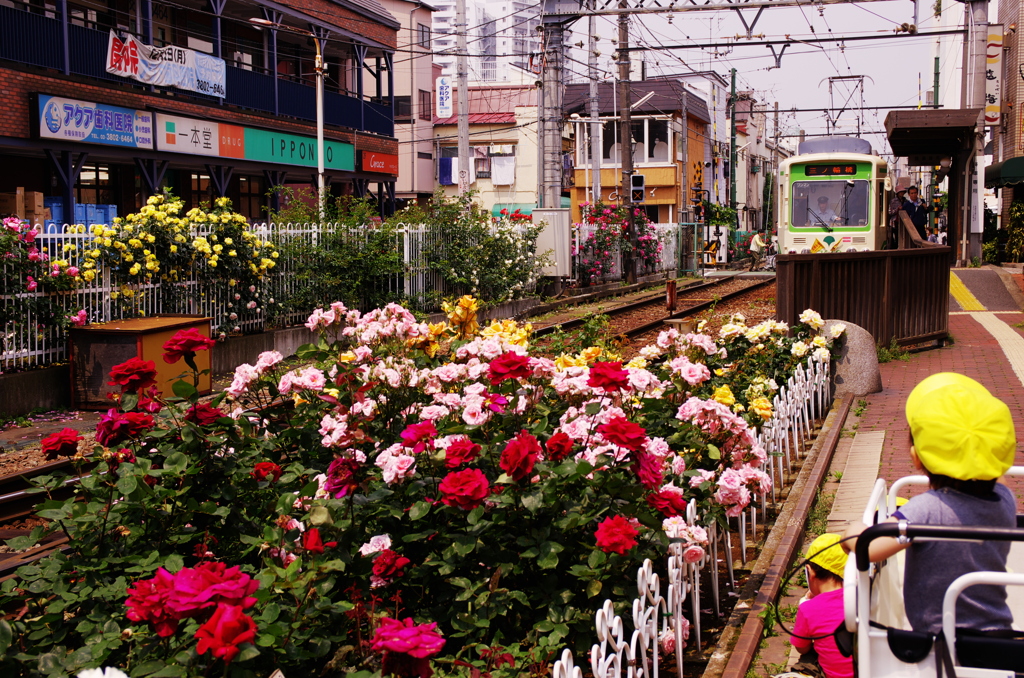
634,452,664,490
544,431,575,463
372,617,446,678
647,490,688,518
444,437,481,468
499,430,540,481
439,468,490,510
40,427,83,460
96,408,155,447
108,447,136,471
124,562,259,646
162,327,216,365
250,461,283,482
488,352,532,386
108,357,159,394
587,361,631,392
594,515,639,555
597,416,648,452
185,402,224,426
372,549,412,583
302,527,336,554
400,421,437,454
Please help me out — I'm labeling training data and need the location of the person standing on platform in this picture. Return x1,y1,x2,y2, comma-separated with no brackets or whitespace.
903,186,929,240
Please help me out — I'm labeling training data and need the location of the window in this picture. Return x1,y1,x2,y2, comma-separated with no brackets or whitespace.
75,164,114,205
418,23,431,47
395,95,413,123
236,175,264,221
417,151,433,159
419,89,432,120
790,180,869,228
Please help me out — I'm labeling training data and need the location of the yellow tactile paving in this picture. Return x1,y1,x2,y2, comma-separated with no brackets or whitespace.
971,312,1024,388
949,271,986,311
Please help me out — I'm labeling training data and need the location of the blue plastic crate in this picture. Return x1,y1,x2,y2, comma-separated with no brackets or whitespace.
74,204,88,224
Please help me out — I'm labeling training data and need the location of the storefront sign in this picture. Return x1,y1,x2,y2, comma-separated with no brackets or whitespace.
37,95,153,149
154,113,354,170
436,76,452,118
360,151,399,174
985,25,1003,126
106,31,226,97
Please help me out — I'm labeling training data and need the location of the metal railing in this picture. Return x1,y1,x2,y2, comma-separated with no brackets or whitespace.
776,247,951,346
573,222,681,284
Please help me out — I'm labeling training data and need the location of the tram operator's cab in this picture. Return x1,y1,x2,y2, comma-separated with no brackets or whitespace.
777,137,889,254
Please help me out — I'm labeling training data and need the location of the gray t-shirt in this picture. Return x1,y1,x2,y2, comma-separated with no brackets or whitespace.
897,483,1016,633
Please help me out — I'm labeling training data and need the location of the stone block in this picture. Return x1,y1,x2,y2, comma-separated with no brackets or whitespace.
826,319,882,397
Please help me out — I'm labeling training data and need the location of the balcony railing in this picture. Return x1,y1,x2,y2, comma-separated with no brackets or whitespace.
0,4,393,138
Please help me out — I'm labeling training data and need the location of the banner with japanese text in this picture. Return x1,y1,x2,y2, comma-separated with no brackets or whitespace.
985,25,1003,126
37,95,153,149
106,31,226,97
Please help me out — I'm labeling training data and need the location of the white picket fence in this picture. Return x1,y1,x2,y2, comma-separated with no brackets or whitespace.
573,222,681,283
554,353,832,678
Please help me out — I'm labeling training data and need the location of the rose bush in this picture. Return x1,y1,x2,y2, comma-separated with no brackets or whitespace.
0,303,840,677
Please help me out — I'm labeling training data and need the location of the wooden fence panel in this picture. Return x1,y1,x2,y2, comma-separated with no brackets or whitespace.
776,247,951,345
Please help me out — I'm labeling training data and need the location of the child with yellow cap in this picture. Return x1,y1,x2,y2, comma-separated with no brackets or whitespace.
790,533,853,678
844,372,1017,635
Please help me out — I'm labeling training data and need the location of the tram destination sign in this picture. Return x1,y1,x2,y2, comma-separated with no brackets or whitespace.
804,164,858,177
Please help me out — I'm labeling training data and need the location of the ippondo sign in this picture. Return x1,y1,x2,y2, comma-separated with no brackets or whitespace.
360,151,399,175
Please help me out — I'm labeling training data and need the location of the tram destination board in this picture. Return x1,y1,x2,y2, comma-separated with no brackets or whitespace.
804,164,858,176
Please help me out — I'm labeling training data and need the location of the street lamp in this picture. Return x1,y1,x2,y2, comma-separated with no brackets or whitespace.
250,17,325,222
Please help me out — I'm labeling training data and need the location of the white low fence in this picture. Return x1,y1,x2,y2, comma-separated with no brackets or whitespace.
554,354,832,678
573,222,681,283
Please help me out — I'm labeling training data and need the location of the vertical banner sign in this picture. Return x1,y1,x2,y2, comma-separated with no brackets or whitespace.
985,25,1003,126
107,31,226,97
436,76,453,118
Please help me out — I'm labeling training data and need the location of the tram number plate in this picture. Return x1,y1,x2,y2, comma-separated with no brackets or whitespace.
804,164,858,176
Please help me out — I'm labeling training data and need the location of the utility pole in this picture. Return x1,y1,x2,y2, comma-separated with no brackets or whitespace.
617,2,635,283
589,1,601,206
728,68,737,224
456,0,470,194
960,0,987,263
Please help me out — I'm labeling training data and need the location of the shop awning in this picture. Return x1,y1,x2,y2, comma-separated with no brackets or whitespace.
985,157,1024,188
491,198,570,217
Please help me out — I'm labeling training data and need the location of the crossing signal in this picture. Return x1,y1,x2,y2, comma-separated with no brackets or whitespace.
690,186,704,221
631,174,646,203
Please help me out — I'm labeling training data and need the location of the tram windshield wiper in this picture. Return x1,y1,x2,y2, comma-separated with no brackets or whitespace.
807,207,834,232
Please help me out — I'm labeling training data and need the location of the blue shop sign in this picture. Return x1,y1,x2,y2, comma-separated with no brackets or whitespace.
37,94,154,149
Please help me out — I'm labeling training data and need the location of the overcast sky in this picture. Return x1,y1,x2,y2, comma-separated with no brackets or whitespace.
565,0,990,159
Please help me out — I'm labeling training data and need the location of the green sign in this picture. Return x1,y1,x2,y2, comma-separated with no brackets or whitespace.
243,128,354,171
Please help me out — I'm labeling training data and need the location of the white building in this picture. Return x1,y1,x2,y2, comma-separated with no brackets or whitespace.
431,0,541,83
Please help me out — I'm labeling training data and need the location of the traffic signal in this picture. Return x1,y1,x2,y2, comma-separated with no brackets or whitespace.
690,186,703,221
631,174,646,203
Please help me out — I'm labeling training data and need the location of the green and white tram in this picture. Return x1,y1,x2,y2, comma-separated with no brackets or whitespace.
777,136,890,254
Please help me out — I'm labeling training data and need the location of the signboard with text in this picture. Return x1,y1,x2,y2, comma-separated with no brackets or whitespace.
107,31,226,97
37,95,153,149
360,151,399,174
153,113,354,170
436,76,452,118
985,25,1003,126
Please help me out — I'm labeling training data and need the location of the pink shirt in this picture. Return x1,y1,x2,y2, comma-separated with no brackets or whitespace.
791,589,853,678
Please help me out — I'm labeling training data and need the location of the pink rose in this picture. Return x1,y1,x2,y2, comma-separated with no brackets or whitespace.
372,617,446,658
682,545,705,563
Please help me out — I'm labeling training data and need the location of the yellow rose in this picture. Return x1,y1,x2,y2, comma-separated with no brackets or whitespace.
170,245,177,253
712,385,735,407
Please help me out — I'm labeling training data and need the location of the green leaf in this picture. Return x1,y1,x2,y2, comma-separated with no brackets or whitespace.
0,620,11,654
466,506,484,525
409,501,432,521
521,491,543,513
452,535,476,555
120,393,139,411
585,402,602,416
151,666,185,678
133,660,166,676
587,549,607,568
586,580,603,598
309,506,332,526
163,553,184,573
537,541,564,569
707,444,721,460
172,380,197,399
236,644,260,662
117,475,137,495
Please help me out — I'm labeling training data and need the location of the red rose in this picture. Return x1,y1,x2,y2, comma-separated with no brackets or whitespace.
438,468,490,510
137,385,164,414
109,447,136,471
185,402,224,426
40,427,83,460
634,452,663,490
326,457,360,497
165,562,259,618
488,352,532,386
647,490,688,518
108,357,158,393
544,431,574,463
250,461,283,482
400,421,437,453
499,429,540,481
597,416,648,452
125,567,179,637
303,527,335,554
587,361,631,392
373,549,412,579
373,617,446,678
96,408,155,447
162,327,216,365
444,437,481,468
195,603,258,665
594,515,639,555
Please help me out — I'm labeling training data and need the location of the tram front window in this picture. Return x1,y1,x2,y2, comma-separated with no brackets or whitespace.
791,180,869,228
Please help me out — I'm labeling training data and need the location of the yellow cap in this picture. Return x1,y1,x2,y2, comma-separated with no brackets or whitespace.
905,373,1015,481
806,533,847,578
